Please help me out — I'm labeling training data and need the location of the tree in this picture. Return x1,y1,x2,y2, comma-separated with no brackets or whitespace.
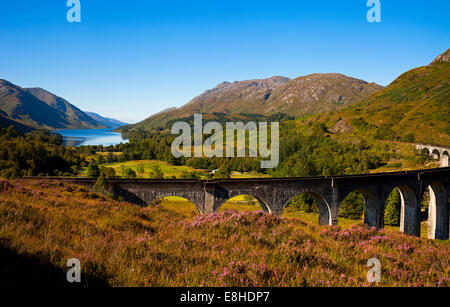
338,191,365,220
214,164,231,179
180,171,198,179
100,167,116,179
149,164,164,179
107,152,114,163
87,164,100,178
94,174,109,194
96,155,105,164
286,193,318,213
123,168,137,179
136,164,145,178
6,125,18,138
384,188,401,226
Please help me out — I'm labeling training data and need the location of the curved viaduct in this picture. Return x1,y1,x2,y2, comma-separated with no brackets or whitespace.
34,167,450,240
416,144,450,167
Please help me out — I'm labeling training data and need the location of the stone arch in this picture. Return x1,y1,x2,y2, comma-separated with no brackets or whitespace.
441,151,449,167
421,147,431,156
432,149,441,160
425,182,449,240
339,189,383,229
252,195,272,213
111,183,206,213
398,185,420,237
281,192,332,225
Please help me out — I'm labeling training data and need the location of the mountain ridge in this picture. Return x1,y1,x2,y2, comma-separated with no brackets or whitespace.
120,73,383,132
84,111,128,129
25,87,106,130
0,79,106,132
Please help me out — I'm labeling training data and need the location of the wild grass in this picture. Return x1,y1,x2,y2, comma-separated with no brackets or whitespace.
81,160,209,179
80,160,270,179
0,179,448,287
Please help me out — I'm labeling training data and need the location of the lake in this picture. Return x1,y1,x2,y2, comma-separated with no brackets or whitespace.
54,129,129,147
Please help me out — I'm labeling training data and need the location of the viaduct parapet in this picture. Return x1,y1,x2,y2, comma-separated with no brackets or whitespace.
27,167,450,240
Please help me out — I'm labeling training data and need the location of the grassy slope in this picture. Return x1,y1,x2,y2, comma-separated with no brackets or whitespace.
283,118,439,174
80,159,270,179
313,61,450,146
0,179,448,287
83,160,209,179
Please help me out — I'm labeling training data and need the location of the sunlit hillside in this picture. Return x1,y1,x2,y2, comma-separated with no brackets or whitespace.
312,51,450,146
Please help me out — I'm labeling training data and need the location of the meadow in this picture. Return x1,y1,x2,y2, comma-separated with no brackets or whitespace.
80,159,270,179
82,160,210,179
0,179,448,287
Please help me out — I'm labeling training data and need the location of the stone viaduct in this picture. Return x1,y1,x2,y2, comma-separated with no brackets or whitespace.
415,144,450,167
35,167,450,240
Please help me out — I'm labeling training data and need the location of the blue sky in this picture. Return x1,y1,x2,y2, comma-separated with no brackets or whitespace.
0,0,449,123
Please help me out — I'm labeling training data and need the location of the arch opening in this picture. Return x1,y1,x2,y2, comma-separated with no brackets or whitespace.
398,185,420,237
218,195,271,214
338,190,383,229
151,196,201,217
384,188,401,227
422,183,449,240
432,149,441,160
420,148,431,156
282,192,332,226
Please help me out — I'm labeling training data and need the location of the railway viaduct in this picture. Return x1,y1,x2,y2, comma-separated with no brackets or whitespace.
416,144,450,167
35,167,450,240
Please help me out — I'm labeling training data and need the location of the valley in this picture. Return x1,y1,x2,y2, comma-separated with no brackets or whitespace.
0,49,448,288
1,0,449,292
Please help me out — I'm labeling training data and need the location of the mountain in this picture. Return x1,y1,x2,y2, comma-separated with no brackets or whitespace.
0,111,34,133
25,88,105,129
265,73,383,115
84,112,128,129
0,79,105,132
120,74,382,132
431,48,450,64
322,49,450,145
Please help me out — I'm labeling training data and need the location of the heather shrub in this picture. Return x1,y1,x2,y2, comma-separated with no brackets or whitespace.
0,179,14,192
0,179,448,287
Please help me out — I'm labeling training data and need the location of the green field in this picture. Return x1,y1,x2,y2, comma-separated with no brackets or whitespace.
81,159,270,179
94,160,208,178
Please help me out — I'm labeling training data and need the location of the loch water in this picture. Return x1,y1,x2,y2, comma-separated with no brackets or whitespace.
53,129,129,147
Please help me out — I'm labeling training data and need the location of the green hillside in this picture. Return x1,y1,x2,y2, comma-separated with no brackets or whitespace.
314,49,450,146
0,79,106,132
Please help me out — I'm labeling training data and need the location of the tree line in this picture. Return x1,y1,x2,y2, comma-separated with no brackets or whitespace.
0,127,85,178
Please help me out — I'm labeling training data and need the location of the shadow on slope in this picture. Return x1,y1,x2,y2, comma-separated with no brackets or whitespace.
0,242,110,288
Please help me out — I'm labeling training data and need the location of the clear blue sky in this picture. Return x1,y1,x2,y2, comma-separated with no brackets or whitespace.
0,0,449,123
